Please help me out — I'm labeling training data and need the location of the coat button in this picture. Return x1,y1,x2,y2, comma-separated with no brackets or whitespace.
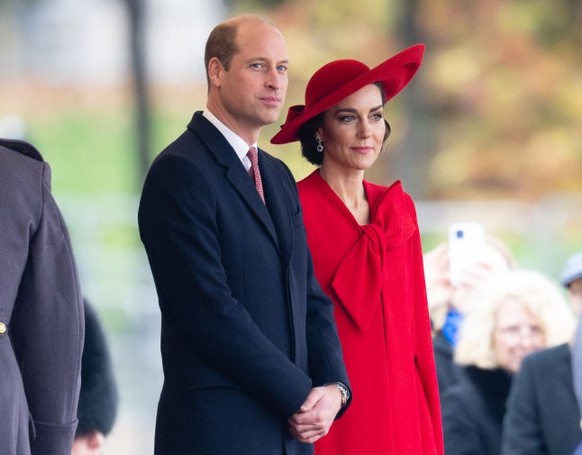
0,322,6,334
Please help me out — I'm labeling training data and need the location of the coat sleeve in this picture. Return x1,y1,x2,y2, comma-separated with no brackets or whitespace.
10,162,84,455
501,357,545,455
138,154,314,417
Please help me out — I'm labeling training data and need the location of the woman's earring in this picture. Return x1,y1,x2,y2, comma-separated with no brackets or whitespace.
316,136,324,153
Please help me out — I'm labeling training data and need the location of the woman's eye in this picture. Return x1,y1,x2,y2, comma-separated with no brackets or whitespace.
339,115,355,122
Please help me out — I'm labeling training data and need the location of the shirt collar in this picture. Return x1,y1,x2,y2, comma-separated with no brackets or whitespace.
203,110,257,169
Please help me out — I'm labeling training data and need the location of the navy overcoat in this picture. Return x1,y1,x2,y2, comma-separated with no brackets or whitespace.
138,112,349,455
502,344,582,455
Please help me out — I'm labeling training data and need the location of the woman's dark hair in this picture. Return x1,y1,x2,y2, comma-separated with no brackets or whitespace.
298,113,325,166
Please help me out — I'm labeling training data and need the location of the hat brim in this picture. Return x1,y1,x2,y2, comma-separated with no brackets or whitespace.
562,270,582,287
560,252,582,287
270,43,425,145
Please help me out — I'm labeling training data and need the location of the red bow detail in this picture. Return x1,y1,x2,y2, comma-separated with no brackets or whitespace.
330,183,417,333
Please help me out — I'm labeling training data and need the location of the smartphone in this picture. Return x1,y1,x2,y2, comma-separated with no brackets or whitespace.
448,222,485,287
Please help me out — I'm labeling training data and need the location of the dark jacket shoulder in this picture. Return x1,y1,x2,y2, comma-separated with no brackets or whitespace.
521,342,570,370
0,138,44,162
442,367,512,455
0,139,49,199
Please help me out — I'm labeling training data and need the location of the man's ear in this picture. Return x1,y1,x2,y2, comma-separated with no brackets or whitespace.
208,57,224,87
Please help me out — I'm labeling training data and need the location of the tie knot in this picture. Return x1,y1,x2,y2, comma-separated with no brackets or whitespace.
247,146,258,165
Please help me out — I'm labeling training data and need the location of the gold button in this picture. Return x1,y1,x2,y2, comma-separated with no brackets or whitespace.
0,322,6,334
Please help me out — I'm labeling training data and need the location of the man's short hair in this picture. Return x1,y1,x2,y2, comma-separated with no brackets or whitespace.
204,21,239,86
203,15,275,87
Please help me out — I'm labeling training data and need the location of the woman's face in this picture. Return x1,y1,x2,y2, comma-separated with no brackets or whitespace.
492,299,546,373
318,84,386,174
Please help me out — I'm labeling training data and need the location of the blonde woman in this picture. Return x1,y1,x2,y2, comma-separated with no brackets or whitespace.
441,269,574,455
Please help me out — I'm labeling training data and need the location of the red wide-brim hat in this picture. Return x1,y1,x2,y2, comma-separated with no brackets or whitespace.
270,43,425,145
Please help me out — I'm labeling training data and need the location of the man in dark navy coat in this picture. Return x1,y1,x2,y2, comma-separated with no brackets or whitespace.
138,14,350,455
501,252,582,455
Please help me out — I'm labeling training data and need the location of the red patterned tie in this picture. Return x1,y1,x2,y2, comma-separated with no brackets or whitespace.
247,147,265,203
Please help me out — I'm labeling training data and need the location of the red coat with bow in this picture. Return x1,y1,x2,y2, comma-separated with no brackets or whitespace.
298,171,443,455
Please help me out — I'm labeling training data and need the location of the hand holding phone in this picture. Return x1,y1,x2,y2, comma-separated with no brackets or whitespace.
448,222,485,288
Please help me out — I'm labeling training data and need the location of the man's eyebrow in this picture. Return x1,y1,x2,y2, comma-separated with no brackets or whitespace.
246,57,289,65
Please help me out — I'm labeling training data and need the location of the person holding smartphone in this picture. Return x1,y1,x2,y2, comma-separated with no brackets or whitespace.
424,228,516,394
441,269,574,455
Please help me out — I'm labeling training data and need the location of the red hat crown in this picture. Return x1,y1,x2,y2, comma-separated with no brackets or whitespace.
305,60,371,107
271,43,425,144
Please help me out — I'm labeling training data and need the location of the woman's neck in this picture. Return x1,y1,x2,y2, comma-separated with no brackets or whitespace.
319,166,370,224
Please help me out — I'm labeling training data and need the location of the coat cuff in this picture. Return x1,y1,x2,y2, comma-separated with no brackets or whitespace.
30,418,77,455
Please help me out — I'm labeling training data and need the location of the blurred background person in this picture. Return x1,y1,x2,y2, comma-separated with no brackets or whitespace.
502,251,582,455
271,44,444,455
0,138,84,455
423,235,516,394
441,269,574,455
562,252,582,315
72,300,119,455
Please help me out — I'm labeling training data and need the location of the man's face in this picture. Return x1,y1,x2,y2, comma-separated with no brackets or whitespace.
214,21,288,136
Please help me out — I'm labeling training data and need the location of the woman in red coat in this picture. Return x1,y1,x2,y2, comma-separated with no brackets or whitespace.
271,45,443,454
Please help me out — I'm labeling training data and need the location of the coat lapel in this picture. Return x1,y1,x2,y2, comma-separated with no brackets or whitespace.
260,154,292,265
224,162,279,244
188,112,280,251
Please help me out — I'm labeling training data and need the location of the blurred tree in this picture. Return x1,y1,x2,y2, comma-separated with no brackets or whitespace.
224,0,582,199
387,0,436,198
123,0,151,185
417,0,582,198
